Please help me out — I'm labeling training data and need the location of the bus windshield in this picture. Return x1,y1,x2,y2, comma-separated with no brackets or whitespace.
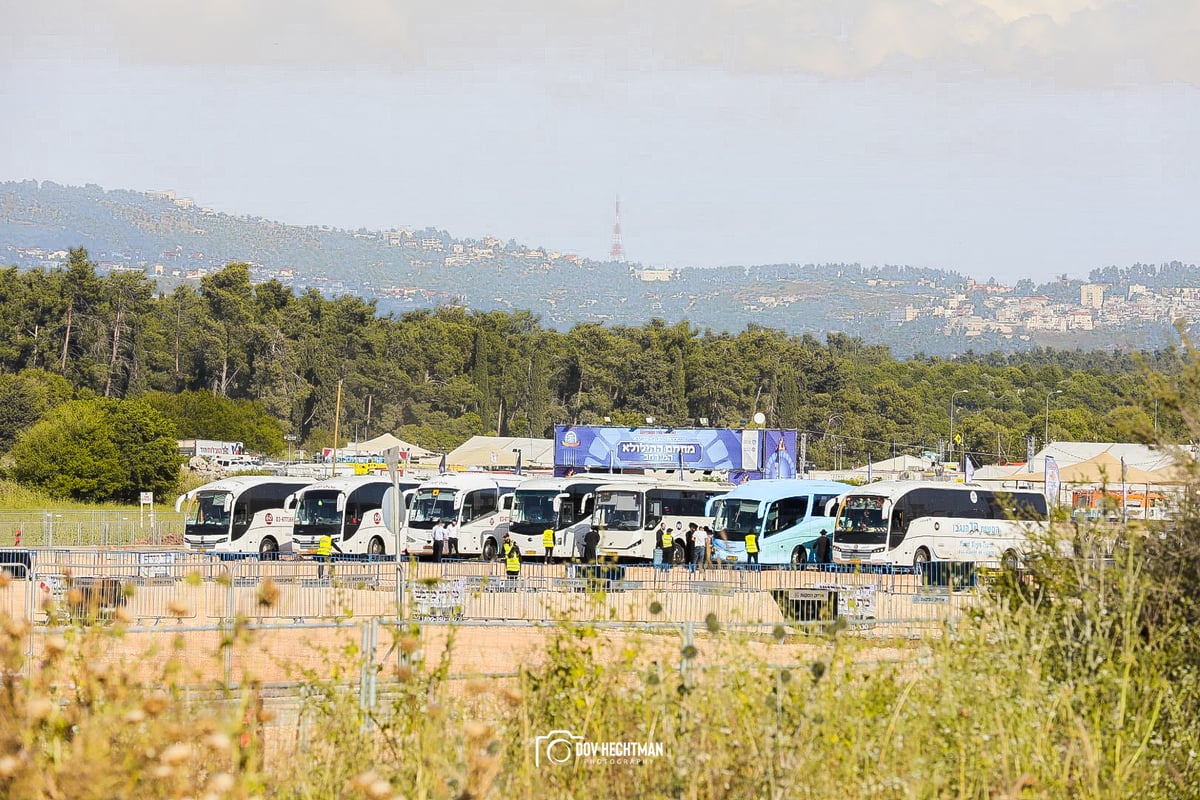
594,490,642,531
510,490,559,528
295,490,342,526
408,488,458,529
711,498,761,541
834,495,890,544
187,491,233,527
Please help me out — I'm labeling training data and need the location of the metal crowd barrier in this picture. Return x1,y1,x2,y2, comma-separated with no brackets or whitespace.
4,548,1020,631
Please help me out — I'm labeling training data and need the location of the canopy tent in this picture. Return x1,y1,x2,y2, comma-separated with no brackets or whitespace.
344,432,435,460
846,454,933,477
978,451,1166,485
444,436,555,471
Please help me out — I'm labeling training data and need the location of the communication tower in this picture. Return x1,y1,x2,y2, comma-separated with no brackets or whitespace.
609,196,625,262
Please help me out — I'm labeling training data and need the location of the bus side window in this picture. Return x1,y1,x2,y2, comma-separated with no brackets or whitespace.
888,496,912,548
345,501,363,533
231,489,254,539
646,499,663,528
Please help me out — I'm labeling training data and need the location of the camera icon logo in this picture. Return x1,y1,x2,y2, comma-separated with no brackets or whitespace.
534,729,583,767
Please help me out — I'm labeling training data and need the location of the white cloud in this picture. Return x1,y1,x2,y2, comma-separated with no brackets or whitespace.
2,1,1198,87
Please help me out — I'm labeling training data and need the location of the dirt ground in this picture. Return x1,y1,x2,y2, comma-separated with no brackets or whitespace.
2,558,944,684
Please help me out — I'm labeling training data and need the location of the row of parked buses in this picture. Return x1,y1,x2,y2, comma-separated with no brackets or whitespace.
176,472,1051,568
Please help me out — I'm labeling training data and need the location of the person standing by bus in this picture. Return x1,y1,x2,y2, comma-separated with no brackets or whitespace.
659,524,674,570
696,526,710,568
502,533,522,580
815,529,832,565
684,523,697,568
584,526,600,563
316,533,342,580
431,519,446,563
446,519,459,557
542,528,555,564
745,530,760,566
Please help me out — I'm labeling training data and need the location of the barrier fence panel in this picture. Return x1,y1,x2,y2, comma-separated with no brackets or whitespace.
0,511,184,548
10,548,1047,632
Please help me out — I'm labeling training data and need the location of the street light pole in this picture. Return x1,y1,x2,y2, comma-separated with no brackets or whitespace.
1045,389,1064,447
949,389,968,467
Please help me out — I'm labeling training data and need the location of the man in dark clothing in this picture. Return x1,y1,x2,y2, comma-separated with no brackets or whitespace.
584,526,600,563
684,523,697,566
815,529,832,565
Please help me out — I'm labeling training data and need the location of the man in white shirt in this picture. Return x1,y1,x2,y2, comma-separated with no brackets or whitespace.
446,519,459,557
695,526,710,568
431,519,446,562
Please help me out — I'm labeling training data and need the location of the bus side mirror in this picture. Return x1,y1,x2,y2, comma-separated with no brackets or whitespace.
223,495,233,512
174,494,187,513
283,493,296,510
552,493,568,512
336,493,346,512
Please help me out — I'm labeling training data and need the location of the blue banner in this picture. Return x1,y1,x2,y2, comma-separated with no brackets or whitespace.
554,426,797,480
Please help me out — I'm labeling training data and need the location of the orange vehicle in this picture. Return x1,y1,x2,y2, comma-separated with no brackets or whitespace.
1071,488,1168,521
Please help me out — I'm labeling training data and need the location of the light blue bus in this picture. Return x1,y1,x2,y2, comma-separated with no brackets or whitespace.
709,479,851,565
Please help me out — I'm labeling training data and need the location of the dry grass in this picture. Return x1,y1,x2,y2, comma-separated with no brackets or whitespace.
1,539,1199,800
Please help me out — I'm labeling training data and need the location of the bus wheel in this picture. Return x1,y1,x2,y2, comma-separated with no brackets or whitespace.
259,538,279,561
368,537,385,557
671,545,686,564
913,548,931,584
481,538,498,562
790,547,807,567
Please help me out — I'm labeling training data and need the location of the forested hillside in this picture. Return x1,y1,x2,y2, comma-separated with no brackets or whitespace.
0,248,1183,502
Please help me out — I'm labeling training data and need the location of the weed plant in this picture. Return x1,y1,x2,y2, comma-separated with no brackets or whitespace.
0,526,1198,800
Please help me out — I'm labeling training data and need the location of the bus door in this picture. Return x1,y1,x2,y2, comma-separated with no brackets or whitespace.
762,496,810,562
552,492,581,558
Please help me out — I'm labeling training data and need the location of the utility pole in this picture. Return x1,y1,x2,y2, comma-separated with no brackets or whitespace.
331,379,344,479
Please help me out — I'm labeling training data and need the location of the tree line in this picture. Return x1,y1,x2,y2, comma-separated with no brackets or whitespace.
0,249,1183,501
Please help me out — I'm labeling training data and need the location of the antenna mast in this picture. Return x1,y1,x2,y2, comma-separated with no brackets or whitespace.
609,196,625,262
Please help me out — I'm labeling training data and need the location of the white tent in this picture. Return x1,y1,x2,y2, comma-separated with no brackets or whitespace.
845,454,932,478
444,436,555,470
345,432,435,460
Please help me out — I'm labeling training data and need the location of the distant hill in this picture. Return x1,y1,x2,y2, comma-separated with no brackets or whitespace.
0,180,1190,357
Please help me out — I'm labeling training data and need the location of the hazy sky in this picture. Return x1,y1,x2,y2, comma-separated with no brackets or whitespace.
2,1,1197,282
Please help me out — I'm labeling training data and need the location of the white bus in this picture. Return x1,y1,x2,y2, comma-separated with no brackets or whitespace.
291,475,422,559
505,475,648,560
709,479,851,565
831,481,1049,569
402,473,523,560
177,476,313,559
590,479,731,562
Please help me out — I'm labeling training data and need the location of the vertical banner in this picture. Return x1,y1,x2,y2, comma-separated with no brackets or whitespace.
740,430,761,473
1120,456,1127,524
1044,456,1060,508
866,453,873,483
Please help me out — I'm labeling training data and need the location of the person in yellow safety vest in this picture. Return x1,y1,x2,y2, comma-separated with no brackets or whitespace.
745,531,760,565
659,524,674,569
502,533,522,579
543,528,555,565
316,533,342,580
